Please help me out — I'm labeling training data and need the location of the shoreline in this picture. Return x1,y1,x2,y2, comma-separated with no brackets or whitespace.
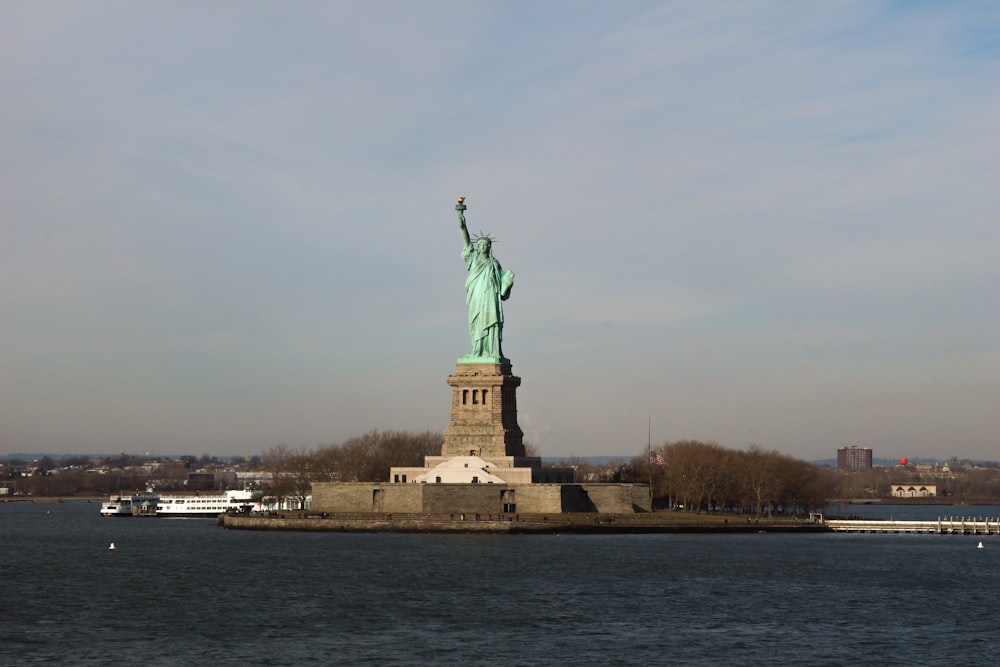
218,513,832,534
6,495,999,506
827,498,991,506
1,497,102,503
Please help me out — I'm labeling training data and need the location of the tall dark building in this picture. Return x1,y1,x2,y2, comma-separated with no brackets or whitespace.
837,446,872,471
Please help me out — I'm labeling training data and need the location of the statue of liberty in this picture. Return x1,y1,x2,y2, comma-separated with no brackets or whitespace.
455,197,514,362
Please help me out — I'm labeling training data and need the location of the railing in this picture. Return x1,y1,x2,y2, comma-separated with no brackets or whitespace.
826,518,1000,534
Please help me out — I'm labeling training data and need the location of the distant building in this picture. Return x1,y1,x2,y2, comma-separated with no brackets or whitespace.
891,484,936,498
837,446,872,472
186,471,237,490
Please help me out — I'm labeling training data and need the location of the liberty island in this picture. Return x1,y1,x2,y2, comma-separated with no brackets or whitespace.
224,197,652,526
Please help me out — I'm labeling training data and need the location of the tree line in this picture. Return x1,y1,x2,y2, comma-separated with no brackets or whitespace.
263,430,442,507
567,441,839,518
8,433,998,508
655,441,839,517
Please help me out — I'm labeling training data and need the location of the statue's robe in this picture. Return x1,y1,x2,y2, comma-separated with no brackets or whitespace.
463,244,513,358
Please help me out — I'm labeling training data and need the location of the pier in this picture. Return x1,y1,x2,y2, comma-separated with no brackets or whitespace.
826,517,1000,535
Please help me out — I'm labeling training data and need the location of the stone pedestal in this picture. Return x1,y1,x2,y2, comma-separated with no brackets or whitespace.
442,362,525,458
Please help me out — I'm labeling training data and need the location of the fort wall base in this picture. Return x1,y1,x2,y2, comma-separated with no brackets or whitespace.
310,481,650,515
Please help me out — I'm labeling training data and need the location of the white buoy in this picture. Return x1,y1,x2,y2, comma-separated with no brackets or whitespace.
977,541,984,549
108,542,116,550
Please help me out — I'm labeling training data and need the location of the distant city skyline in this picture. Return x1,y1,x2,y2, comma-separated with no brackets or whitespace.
3,450,993,469
2,3,998,462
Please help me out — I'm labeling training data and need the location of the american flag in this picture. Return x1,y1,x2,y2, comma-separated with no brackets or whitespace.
649,453,666,466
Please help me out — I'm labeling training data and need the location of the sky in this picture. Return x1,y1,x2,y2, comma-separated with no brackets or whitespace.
2,1,998,463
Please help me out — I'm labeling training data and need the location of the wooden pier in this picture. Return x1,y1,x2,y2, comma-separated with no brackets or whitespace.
826,517,1000,535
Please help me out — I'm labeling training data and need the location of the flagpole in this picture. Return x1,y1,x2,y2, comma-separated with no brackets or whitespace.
647,417,653,511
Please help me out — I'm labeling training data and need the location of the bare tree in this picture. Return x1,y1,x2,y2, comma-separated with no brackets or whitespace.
740,446,784,520
262,444,295,511
325,430,442,482
285,449,314,510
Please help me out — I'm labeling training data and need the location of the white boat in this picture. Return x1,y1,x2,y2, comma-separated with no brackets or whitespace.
100,492,160,517
153,489,259,517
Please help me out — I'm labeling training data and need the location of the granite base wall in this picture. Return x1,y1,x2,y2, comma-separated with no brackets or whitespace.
311,482,649,514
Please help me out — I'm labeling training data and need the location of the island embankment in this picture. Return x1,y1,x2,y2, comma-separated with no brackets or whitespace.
1,497,103,504
219,511,830,534
827,497,987,506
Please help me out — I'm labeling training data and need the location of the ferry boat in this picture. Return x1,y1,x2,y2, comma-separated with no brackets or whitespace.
100,492,160,517
153,489,259,517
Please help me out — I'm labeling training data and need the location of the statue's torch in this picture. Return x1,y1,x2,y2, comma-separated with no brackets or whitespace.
456,196,467,229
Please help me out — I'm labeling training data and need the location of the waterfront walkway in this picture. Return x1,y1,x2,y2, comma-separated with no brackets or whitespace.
826,517,1000,534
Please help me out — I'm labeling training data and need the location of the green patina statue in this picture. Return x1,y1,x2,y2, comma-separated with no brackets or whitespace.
456,197,514,363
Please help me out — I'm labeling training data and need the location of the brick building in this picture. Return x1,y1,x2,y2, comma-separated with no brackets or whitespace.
837,446,873,472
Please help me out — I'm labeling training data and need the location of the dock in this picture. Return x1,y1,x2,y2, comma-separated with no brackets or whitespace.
826,517,1000,534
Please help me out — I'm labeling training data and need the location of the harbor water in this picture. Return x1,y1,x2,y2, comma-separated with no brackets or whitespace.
2,501,998,666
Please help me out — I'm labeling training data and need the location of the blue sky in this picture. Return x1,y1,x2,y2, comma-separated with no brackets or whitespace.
2,1,997,462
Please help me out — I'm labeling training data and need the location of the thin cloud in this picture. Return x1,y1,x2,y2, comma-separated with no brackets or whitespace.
2,2,997,461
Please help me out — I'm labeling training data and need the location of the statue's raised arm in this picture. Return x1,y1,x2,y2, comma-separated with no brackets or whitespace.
453,196,514,363
456,196,471,248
